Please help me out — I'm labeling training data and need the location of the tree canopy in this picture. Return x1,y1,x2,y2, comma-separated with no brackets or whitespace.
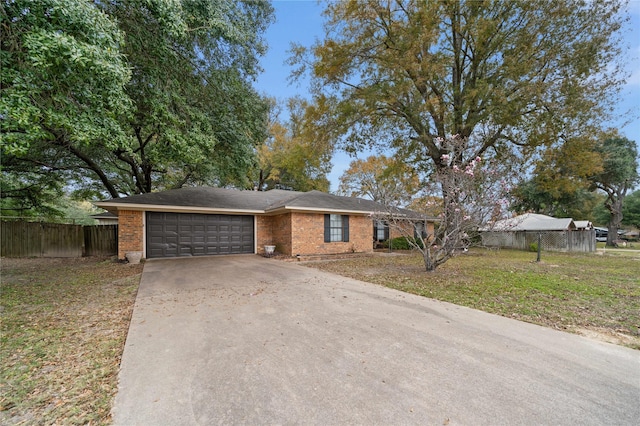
1,0,274,213
510,135,604,220
250,98,333,192
620,190,640,229
293,0,626,169
588,135,639,245
337,155,419,207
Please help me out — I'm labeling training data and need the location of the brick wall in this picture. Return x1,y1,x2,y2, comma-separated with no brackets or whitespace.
117,210,143,259
271,213,292,255
256,214,292,256
255,215,272,255
290,213,373,256
389,220,436,241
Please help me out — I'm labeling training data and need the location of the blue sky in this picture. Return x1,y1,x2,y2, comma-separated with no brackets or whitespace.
254,0,640,192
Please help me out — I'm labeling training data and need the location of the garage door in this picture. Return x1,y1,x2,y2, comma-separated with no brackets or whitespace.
146,212,254,258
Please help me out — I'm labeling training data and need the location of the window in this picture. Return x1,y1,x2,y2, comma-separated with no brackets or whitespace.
414,221,427,240
374,220,389,242
324,214,349,242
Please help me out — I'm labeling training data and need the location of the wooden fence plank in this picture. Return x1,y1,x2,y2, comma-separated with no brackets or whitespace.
42,223,83,258
84,225,118,256
1,221,42,257
1,221,118,258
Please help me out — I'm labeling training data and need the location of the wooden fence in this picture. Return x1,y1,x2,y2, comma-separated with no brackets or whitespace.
480,229,596,253
1,221,117,258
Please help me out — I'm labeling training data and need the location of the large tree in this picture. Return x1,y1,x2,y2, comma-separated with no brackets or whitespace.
588,136,639,246
292,0,627,270
1,0,131,214
510,135,604,219
2,0,274,205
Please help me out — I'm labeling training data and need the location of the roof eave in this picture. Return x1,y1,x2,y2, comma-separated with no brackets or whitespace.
265,206,373,215
93,202,265,215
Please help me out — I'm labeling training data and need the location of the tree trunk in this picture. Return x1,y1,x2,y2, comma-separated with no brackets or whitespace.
422,249,436,272
606,198,623,247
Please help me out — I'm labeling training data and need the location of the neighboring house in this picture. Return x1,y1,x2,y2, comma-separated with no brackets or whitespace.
95,187,433,260
573,220,593,231
622,229,639,241
91,212,119,225
481,213,596,253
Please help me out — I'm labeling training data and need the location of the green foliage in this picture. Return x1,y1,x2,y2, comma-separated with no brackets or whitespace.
590,137,640,193
2,0,275,206
621,190,640,229
1,0,131,155
589,135,639,244
292,0,626,269
529,242,539,253
511,179,603,220
382,236,424,250
295,0,625,164
338,155,419,207
251,98,332,192
103,0,274,194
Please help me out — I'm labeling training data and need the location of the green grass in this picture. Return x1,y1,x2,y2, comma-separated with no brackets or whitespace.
307,249,640,349
0,257,143,425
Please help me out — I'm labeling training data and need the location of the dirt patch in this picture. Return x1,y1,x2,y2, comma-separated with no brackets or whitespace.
572,327,640,348
1,256,143,425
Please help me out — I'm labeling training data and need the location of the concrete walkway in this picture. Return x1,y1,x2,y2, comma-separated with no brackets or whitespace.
112,255,640,425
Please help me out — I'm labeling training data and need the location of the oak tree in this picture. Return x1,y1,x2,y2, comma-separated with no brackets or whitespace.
588,136,639,246
2,0,274,208
291,0,627,270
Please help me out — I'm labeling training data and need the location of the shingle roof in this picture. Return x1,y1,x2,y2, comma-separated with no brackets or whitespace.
266,190,380,211
95,187,431,219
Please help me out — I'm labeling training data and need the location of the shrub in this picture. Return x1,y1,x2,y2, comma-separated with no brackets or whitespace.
529,242,539,252
382,236,424,250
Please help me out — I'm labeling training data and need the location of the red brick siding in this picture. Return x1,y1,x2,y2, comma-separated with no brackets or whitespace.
389,220,436,241
118,210,144,260
255,216,272,255
290,213,373,256
270,213,292,255
256,214,292,255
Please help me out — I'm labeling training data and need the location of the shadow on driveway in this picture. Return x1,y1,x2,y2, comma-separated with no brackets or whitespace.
112,255,639,425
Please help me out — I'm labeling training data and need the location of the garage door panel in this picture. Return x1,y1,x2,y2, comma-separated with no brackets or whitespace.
146,212,254,258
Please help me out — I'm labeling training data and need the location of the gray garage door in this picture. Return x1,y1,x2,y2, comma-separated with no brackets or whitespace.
146,212,254,258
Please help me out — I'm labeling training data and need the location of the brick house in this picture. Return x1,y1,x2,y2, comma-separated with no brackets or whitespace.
95,187,434,260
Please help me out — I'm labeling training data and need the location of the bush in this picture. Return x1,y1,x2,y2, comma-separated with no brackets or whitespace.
529,242,538,252
382,236,424,250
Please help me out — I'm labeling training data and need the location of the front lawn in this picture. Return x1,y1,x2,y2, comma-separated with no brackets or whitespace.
0,257,143,425
306,249,640,349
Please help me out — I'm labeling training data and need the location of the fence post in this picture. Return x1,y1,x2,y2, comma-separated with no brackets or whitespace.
536,232,541,262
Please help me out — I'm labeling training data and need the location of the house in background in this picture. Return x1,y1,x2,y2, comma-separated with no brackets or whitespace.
91,212,119,225
481,213,596,253
622,229,639,241
95,187,435,260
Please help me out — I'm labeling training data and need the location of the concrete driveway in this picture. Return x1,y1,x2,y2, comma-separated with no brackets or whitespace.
112,255,639,425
